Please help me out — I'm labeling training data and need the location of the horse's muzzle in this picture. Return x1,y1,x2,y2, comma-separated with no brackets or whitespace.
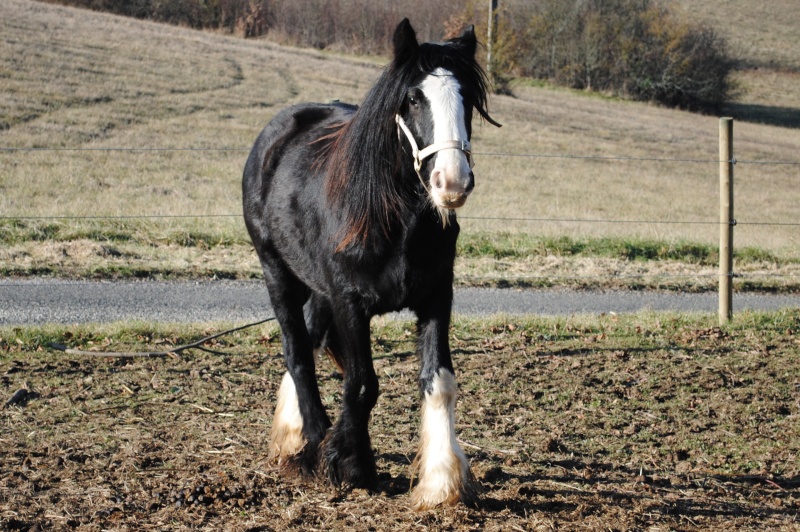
430,166,474,209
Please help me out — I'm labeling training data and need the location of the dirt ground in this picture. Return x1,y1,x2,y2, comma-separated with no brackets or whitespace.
2,313,799,531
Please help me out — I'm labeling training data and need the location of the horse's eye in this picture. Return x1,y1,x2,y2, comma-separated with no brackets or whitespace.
408,96,418,106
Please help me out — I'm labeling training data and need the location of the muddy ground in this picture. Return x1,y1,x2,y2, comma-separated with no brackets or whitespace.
2,312,799,531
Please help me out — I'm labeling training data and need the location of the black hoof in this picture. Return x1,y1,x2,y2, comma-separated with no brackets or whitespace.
276,442,321,479
320,427,378,490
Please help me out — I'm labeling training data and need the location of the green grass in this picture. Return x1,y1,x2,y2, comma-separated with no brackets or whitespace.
3,306,796,352
458,231,798,267
458,232,723,263
2,218,798,290
1,219,790,267
0,218,248,247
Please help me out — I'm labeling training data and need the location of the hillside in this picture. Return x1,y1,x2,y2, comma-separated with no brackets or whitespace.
672,0,800,127
673,0,800,72
1,0,799,288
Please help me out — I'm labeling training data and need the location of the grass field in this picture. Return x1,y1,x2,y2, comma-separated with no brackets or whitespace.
2,311,799,530
673,0,800,130
1,0,799,291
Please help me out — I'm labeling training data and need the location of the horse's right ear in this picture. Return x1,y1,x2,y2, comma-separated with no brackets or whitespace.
455,25,478,56
393,18,419,65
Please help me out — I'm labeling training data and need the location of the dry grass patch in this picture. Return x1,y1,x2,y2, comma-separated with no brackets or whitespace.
2,0,800,289
672,0,800,71
465,84,800,257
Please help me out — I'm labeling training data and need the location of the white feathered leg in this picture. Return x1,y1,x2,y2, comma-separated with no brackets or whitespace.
269,371,305,464
412,369,478,510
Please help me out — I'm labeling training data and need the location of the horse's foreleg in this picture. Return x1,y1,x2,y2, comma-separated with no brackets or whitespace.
319,299,379,489
412,304,478,510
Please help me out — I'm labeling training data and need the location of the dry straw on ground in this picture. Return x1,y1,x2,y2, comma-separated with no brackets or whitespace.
2,313,799,530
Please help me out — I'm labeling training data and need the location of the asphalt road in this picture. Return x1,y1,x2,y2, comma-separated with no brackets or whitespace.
1,279,798,325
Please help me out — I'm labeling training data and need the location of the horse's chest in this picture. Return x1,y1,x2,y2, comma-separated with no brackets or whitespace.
353,233,455,314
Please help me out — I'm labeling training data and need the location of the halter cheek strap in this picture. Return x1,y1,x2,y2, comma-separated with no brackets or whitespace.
395,115,474,179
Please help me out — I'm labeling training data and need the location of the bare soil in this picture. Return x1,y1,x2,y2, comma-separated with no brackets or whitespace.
2,314,799,530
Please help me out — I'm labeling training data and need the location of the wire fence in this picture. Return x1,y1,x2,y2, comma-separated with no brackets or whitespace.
2,143,799,290
2,149,798,228
2,213,797,228
3,145,800,166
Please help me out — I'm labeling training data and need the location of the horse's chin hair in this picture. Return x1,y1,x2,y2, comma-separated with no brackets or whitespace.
438,206,453,228
425,193,453,228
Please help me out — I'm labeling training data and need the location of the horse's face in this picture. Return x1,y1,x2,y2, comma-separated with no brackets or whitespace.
392,20,491,212
404,68,474,210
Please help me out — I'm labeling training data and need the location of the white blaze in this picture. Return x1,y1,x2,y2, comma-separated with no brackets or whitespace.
419,67,471,198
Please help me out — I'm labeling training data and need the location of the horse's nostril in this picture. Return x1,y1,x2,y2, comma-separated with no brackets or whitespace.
430,169,444,191
465,172,475,193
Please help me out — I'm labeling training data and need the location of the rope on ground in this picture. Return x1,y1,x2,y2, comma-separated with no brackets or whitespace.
48,316,276,358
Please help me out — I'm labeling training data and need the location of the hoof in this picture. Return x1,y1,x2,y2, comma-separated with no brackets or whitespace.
320,426,378,490
269,372,330,478
271,443,321,479
411,453,480,510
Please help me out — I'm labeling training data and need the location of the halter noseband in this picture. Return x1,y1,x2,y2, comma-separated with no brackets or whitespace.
395,114,474,181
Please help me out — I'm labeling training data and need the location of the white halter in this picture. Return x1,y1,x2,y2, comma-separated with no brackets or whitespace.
395,114,473,181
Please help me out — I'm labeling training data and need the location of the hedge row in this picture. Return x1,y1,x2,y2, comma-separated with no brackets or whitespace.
482,0,734,111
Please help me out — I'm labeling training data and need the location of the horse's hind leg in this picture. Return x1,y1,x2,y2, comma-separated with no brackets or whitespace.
304,293,344,372
261,260,331,476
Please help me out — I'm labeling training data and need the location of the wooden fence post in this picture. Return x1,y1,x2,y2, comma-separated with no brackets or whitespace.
719,117,734,324
487,0,498,85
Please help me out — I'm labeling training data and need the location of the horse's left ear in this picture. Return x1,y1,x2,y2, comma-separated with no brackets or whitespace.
393,18,419,65
454,24,477,56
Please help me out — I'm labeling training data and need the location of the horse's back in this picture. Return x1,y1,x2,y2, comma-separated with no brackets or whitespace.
243,103,354,192
242,102,355,234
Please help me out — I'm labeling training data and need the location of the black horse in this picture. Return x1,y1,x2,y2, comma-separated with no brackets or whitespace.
243,19,498,510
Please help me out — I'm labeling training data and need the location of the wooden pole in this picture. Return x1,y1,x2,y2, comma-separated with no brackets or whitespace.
487,0,498,84
719,118,734,324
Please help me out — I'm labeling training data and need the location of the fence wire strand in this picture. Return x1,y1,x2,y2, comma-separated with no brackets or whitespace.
2,214,798,227
3,145,799,166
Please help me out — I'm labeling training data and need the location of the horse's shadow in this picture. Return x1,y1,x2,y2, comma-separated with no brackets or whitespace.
375,453,797,521
480,462,798,521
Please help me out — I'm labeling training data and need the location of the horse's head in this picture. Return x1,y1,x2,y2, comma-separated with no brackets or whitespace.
392,19,500,211
320,19,501,249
